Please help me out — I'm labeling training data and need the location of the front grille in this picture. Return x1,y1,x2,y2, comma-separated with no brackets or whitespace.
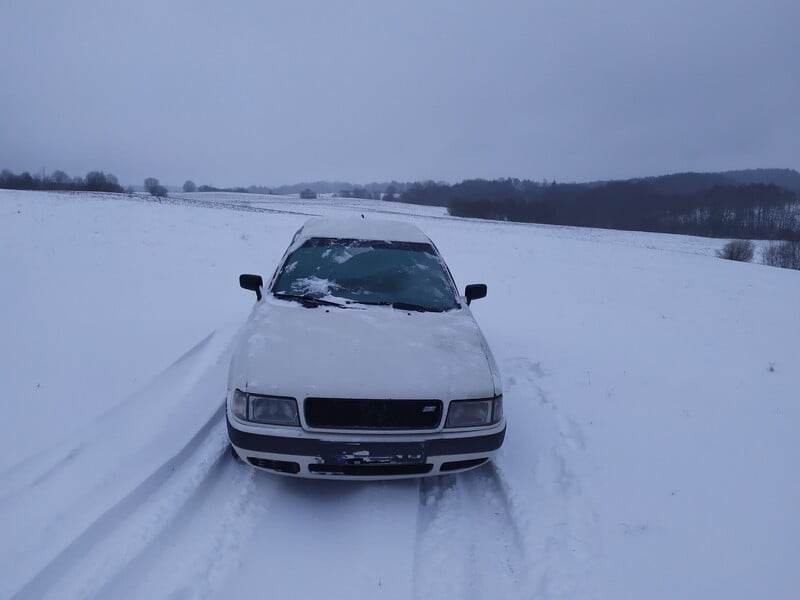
304,398,443,430
308,463,433,476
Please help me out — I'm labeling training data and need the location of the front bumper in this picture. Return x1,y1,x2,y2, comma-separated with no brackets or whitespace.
227,414,506,479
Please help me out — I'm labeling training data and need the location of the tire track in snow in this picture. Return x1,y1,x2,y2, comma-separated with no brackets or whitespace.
215,477,420,599
12,405,229,600
0,445,82,506
415,474,473,599
0,331,218,506
468,462,528,560
494,355,599,599
2,326,242,599
91,453,261,600
414,465,529,600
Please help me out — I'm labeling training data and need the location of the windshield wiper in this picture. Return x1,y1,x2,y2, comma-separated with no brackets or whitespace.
391,301,443,313
345,299,443,312
272,293,345,308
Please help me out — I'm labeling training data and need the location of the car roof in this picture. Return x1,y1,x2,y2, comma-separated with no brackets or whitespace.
295,217,432,244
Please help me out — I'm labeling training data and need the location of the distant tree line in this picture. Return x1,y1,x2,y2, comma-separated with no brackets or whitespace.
268,180,414,196
402,177,800,240
7,166,798,241
334,188,380,199
599,168,800,195
196,183,250,193
164,180,415,197
0,168,125,193
175,179,413,199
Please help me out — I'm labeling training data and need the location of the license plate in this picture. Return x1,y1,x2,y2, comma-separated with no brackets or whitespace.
318,441,426,465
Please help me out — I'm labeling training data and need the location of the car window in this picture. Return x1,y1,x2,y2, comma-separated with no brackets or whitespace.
272,238,459,311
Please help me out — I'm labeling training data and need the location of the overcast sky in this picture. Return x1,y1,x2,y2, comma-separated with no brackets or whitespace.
1,1,798,187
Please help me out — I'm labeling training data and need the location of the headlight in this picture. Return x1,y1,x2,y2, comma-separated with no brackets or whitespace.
250,395,299,426
445,396,503,428
231,389,300,426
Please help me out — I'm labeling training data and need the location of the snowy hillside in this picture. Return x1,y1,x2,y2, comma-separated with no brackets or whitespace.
1,190,798,599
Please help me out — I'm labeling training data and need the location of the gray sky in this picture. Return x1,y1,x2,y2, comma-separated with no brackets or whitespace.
1,0,798,187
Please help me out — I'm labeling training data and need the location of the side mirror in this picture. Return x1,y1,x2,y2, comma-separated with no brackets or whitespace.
464,283,487,305
239,274,264,301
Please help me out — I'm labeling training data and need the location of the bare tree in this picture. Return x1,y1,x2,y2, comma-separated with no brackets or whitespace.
50,170,71,188
182,180,197,193
763,241,800,270
144,177,168,197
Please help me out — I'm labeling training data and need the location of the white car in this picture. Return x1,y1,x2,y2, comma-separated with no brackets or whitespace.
227,217,505,479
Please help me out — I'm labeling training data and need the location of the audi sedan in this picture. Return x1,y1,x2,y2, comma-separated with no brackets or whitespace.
227,216,505,479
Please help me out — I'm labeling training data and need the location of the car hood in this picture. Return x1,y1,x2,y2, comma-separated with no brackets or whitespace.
231,299,499,400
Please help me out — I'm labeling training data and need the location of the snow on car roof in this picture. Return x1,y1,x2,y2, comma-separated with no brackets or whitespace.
296,217,432,244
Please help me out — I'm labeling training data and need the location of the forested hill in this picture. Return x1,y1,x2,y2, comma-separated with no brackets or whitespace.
400,169,800,240
721,168,800,191
625,168,800,195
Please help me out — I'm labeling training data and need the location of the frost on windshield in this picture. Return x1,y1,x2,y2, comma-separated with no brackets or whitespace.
272,238,458,310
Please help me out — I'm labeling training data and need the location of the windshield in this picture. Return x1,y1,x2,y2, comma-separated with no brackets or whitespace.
272,238,459,311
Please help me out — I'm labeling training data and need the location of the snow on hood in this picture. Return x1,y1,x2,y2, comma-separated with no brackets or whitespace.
231,298,498,400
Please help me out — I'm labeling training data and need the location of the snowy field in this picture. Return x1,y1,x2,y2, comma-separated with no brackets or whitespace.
1,189,799,599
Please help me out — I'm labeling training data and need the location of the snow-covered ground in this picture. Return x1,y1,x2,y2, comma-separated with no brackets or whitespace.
1,189,798,599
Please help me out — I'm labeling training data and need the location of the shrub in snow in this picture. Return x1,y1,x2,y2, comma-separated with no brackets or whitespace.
763,240,800,270
144,177,168,198
716,239,755,262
